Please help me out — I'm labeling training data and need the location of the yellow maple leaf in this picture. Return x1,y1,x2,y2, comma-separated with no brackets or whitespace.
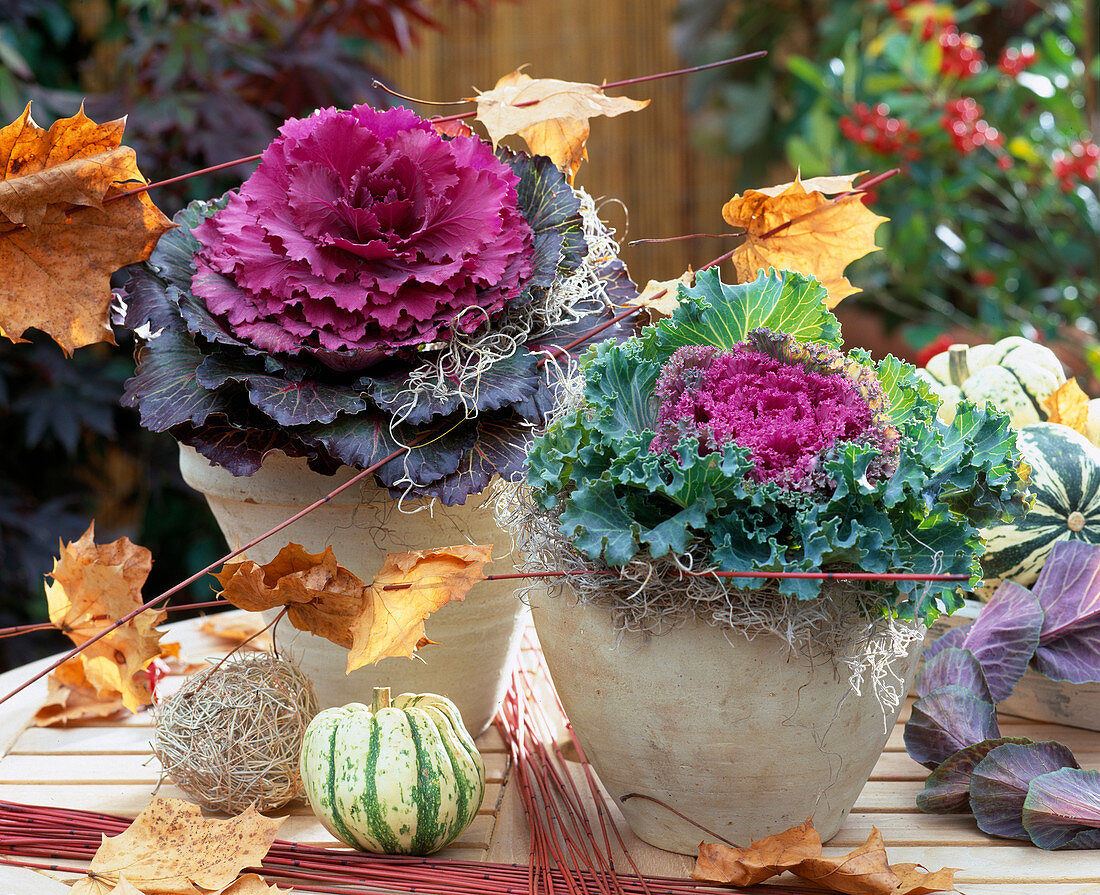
70,798,284,895
349,544,493,670
473,70,648,180
721,173,889,308
33,671,126,728
214,542,491,669
625,271,694,324
1042,377,1091,435
0,103,174,353
44,522,165,713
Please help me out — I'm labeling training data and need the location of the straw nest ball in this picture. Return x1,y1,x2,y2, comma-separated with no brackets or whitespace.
153,651,319,814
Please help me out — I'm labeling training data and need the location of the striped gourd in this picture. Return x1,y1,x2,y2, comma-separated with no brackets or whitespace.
979,423,1100,593
299,687,485,855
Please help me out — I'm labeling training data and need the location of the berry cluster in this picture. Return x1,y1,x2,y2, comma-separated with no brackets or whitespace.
839,102,920,158
938,24,984,78
998,45,1037,76
940,98,1003,155
1052,140,1100,192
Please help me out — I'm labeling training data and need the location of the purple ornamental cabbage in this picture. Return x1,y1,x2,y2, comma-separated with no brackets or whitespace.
649,337,893,492
190,103,534,364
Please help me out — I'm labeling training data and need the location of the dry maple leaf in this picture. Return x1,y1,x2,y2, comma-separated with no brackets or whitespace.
893,863,961,895
0,103,174,353
71,798,284,895
33,672,125,727
348,543,494,670
721,173,888,308
626,271,694,324
473,70,648,179
214,542,491,669
199,616,273,650
792,827,900,895
1042,378,1092,435
693,817,821,886
45,523,165,713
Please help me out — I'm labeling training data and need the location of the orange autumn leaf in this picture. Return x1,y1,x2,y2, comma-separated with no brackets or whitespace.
694,820,958,894
350,544,493,670
894,863,961,895
70,798,284,895
214,542,491,669
1042,378,1091,435
473,70,648,179
199,616,273,650
44,523,165,713
721,173,888,308
33,672,126,727
693,817,821,886
0,103,174,354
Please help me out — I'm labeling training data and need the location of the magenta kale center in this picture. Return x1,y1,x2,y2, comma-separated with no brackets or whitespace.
190,104,534,364
650,342,883,491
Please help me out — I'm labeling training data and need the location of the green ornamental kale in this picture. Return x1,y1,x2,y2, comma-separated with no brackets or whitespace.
526,269,1031,622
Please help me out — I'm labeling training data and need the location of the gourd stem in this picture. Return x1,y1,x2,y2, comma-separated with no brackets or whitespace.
948,344,970,386
371,687,392,712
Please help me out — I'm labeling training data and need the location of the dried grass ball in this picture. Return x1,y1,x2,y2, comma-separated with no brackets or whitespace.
153,652,319,814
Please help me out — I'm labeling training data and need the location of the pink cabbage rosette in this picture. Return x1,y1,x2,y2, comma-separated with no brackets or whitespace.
190,103,534,365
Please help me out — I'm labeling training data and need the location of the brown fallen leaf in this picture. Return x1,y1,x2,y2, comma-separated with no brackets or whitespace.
1042,378,1091,435
200,616,273,650
626,271,694,324
349,544,494,670
0,104,174,353
213,874,291,895
70,798,284,895
692,817,821,886
33,672,126,727
894,862,961,895
45,523,165,713
721,173,888,307
473,69,648,179
792,827,899,894
214,542,491,669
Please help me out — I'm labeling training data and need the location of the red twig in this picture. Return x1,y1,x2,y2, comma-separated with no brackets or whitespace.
535,304,646,369
104,154,262,203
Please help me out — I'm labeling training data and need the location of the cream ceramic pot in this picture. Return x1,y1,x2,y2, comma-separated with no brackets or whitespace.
531,590,922,853
179,444,527,735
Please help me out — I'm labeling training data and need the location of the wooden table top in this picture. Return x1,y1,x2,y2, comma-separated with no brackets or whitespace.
0,611,1096,895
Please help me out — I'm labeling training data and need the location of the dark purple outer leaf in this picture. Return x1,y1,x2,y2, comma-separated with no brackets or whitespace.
121,330,229,432
297,411,409,473
959,580,1044,701
915,647,992,701
922,623,970,661
121,264,185,335
374,423,478,492
971,741,1081,841
172,423,309,477
429,416,533,507
1033,541,1100,684
904,685,1000,769
1022,767,1100,849
917,737,1032,813
364,349,540,425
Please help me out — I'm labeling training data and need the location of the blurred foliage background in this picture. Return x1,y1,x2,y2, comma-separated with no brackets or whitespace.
0,0,1097,669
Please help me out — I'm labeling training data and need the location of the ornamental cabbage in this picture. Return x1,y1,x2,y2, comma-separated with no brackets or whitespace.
191,104,534,363
526,269,1031,621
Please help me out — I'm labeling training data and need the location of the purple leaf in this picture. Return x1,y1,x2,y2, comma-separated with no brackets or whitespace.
915,647,992,701
971,741,1080,840
1022,767,1100,849
904,685,1000,769
1033,541,1100,684
922,623,970,661
917,737,1032,813
958,580,1043,701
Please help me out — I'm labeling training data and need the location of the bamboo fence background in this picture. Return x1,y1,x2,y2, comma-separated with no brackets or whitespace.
376,0,740,288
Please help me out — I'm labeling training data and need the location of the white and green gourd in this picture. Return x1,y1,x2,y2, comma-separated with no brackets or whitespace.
979,423,1100,593
299,687,485,856
916,336,1066,427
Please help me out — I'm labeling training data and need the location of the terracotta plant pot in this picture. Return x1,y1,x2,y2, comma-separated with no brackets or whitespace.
531,590,922,854
179,444,527,736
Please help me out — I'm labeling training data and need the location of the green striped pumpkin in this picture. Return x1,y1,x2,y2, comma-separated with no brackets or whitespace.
299,687,485,855
979,423,1100,594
